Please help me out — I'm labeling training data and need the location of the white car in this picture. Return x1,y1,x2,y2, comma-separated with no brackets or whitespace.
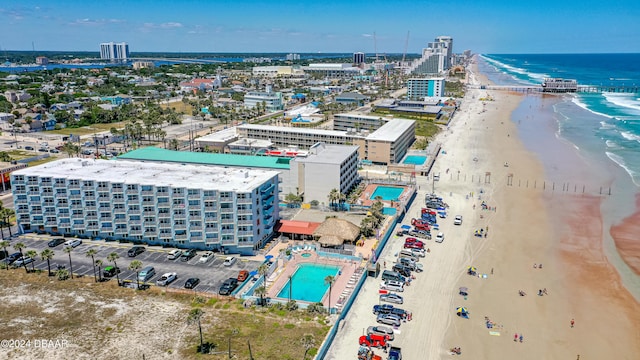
223,256,237,267
454,215,463,225
199,252,214,263
410,248,426,257
167,249,182,260
156,272,177,286
435,232,445,243
380,280,404,292
64,239,82,248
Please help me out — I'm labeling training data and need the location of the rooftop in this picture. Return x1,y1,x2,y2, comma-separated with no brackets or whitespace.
117,147,292,169
195,127,238,143
14,158,279,191
366,119,416,142
238,124,349,138
294,143,359,165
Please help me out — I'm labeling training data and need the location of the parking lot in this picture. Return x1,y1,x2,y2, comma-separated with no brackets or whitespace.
7,234,264,295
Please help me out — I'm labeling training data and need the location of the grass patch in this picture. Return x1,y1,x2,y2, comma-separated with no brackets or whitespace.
415,119,441,138
45,122,127,136
160,101,193,115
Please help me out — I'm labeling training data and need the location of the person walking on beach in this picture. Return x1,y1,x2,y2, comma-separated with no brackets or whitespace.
571,319,575,328
514,333,518,342
519,334,523,343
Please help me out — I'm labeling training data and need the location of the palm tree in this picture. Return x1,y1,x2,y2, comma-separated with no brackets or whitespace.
107,252,121,285
86,249,98,282
187,308,205,353
258,263,269,288
328,188,339,210
254,286,267,307
25,250,37,272
0,240,9,270
95,259,103,282
13,242,27,272
0,208,15,238
300,333,316,360
324,275,336,315
41,249,55,276
63,246,74,279
128,260,143,289
56,267,69,281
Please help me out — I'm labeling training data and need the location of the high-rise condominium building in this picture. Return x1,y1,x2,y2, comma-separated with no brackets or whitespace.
353,52,365,65
406,78,446,99
100,42,129,62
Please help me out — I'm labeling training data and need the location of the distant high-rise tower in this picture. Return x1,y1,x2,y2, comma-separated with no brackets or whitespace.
406,36,453,75
286,53,300,61
100,42,129,62
435,36,453,69
353,52,365,65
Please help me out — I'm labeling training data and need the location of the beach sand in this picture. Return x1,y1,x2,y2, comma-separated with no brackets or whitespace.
440,58,640,359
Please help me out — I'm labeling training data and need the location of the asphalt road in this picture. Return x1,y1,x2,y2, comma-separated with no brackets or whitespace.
4,233,263,295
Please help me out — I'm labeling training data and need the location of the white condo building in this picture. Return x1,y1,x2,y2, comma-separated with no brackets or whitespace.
100,42,130,62
12,159,279,254
244,85,284,112
406,78,446,99
407,36,453,75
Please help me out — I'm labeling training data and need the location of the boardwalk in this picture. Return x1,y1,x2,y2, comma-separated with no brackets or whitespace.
469,84,640,94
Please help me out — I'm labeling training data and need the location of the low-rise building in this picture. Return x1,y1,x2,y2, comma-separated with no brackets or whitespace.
12,159,280,254
244,86,284,112
335,92,371,107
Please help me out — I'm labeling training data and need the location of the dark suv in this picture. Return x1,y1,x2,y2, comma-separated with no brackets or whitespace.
48,238,65,247
127,246,145,257
392,264,412,277
218,278,239,295
181,249,197,261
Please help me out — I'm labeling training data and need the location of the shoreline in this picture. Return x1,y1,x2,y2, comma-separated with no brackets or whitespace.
439,56,640,358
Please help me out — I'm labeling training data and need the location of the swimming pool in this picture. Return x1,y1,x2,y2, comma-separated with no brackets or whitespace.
277,263,340,302
370,186,404,201
403,155,427,165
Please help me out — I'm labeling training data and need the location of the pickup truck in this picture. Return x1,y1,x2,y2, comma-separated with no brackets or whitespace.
388,346,402,360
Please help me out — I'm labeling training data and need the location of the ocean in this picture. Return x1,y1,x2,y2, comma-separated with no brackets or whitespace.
478,53,640,296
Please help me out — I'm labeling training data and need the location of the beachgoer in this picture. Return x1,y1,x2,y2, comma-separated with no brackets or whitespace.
491,268,494,275
384,261,386,268
571,319,575,328
519,334,523,343
534,263,537,269
543,288,548,295
539,263,543,269
538,289,543,296
514,333,518,342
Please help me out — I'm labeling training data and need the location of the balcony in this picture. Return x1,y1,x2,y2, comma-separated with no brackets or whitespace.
237,230,253,237
68,183,80,189
141,190,154,196
115,227,128,234
69,194,82,200
190,235,204,241
142,200,155,206
99,206,112,211
173,213,186,220
114,218,127,224
238,220,253,226
44,220,58,227
128,220,142,226
158,233,172,239
159,223,172,228
125,189,138,195
220,218,235,224
188,204,201,210
158,213,171,218
85,216,98,221
187,193,201,200
87,225,100,231
71,223,85,230
175,234,188,241
111,188,123,193
221,229,235,235
27,180,39,186
203,196,216,201
158,202,170,208
128,209,141,215
237,198,252,204
13,190,26,195
101,226,114,232
129,229,143,236
113,208,126,214
189,226,203,231
143,210,156,216
238,208,253,215
31,210,43,215
174,224,187,231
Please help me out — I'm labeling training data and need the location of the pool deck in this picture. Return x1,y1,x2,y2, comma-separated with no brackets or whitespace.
266,250,361,308
359,184,410,207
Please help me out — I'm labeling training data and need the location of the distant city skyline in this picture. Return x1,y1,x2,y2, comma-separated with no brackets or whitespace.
1,0,639,54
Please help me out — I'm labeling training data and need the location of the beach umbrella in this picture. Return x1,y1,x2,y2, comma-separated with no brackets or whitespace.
467,266,477,275
249,270,258,277
459,287,469,296
265,254,274,261
456,307,469,318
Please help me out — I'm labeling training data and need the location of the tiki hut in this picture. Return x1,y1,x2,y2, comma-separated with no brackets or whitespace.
314,218,361,248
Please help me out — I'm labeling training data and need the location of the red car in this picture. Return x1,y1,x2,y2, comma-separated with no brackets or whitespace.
404,237,418,243
404,241,424,249
359,334,389,348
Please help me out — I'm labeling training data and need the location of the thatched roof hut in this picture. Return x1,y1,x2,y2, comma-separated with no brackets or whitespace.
314,218,360,247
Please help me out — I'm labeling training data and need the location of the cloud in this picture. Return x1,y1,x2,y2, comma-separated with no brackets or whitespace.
362,33,373,37
69,18,126,26
0,7,26,20
143,22,183,29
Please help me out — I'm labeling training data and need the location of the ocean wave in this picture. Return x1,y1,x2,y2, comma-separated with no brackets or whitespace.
602,93,640,114
605,140,619,148
606,152,640,186
620,131,640,143
599,121,616,129
480,55,546,85
571,96,614,119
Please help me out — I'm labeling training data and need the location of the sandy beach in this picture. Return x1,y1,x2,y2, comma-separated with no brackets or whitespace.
326,56,640,359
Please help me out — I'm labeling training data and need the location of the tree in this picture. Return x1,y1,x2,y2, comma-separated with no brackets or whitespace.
56,267,69,281
324,275,336,315
0,240,9,270
187,308,205,353
86,249,98,282
128,260,143,289
62,142,79,158
63,246,74,279
13,242,27,272
301,333,316,360
254,286,267,307
25,250,38,272
107,252,121,285
95,259,103,282
327,188,339,210
169,138,180,150
40,249,55,276
258,263,269,288
0,208,15,238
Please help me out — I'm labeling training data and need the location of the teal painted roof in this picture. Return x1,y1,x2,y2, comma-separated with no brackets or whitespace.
117,147,291,169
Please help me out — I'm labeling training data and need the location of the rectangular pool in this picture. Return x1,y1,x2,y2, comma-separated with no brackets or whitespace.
370,186,404,201
277,263,340,303
403,155,427,165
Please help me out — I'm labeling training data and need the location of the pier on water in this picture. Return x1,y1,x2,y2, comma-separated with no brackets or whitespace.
470,84,640,94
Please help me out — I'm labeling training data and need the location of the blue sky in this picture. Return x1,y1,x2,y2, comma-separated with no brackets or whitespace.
1,0,639,54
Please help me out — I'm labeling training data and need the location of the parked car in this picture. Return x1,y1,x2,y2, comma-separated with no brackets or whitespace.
410,248,426,257
223,256,237,266
237,270,249,282
2,252,23,265
47,238,65,247
373,304,396,315
219,277,239,295
13,256,35,267
366,325,395,341
103,266,120,277
392,264,412,277
376,313,402,327
198,251,214,263
359,334,389,348
380,293,404,305
435,232,445,243
454,215,463,225
181,249,197,261
184,277,200,289
156,272,178,286
398,257,417,270
167,249,182,260
24,146,34,151
64,239,82,248
127,246,145,257
38,148,48,152
380,281,404,292
49,149,60,153
404,238,424,246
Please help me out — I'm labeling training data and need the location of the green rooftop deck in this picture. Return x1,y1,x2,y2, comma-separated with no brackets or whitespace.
117,147,291,169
